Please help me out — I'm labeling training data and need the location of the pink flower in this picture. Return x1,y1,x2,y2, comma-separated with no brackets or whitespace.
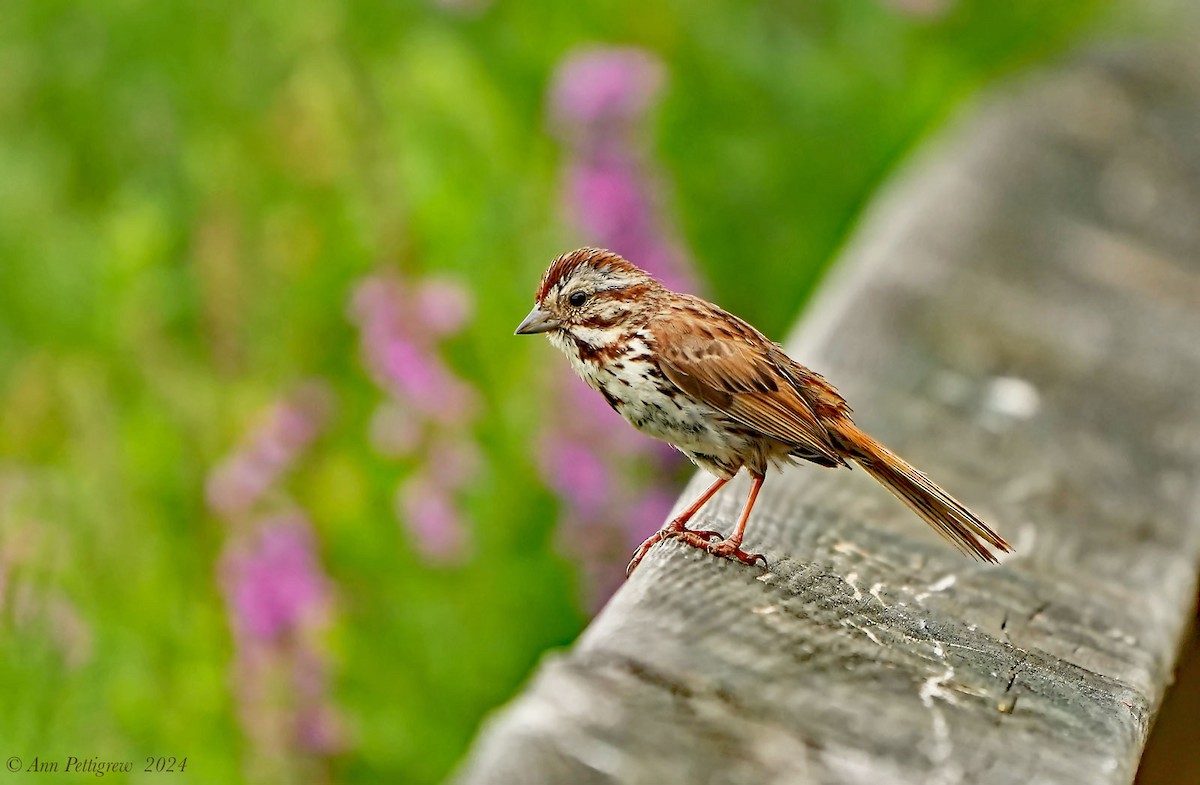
397,474,469,562
551,47,698,293
291,647,347,754
550,47,665,130
350,274,478,424
206,382,334,516
294,704,346,755
538,435,612,520
567,155,696,292
377,337,477,421
570,158,649,236
349,272,473,345
626,488,679,547
414,276,473,337
221,515,331,641
219,514,347,768
349,268,482,551
558,376,645,455
208,384,348,766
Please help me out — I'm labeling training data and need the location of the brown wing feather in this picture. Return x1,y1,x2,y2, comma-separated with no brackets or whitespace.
650,305,845,467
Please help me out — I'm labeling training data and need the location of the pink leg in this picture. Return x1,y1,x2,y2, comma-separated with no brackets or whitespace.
666,476,728,530
626,476,728,576
707,473,767,567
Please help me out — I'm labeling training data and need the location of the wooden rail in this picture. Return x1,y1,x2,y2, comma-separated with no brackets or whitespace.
455,48,1200,785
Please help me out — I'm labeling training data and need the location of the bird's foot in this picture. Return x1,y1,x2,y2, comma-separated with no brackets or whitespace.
664,527,725,544
626,523,724,576
705,539,768,569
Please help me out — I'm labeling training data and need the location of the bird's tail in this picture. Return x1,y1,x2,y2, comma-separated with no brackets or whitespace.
831,421,1011,562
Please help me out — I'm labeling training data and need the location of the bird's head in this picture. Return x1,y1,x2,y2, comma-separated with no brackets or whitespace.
514,248,664,341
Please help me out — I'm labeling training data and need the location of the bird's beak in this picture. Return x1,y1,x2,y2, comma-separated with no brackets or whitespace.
514,306,561,335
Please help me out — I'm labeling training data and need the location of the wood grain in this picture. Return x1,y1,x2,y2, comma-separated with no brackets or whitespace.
456,48,1200,785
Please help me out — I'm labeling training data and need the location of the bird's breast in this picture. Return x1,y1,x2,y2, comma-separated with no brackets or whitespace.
552,331,740,456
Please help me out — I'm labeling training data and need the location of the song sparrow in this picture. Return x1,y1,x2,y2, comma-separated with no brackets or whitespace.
516,248,1011,574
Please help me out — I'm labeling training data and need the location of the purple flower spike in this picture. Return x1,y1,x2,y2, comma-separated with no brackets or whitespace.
539,435,611,520
291,646,347,754
350,273,479,423
556,358,644,459
415,276,473,337
208,382,348,765
397,474,469,563
550,45,699,294
295,704,346,755
550,47,665,130
542,44,709,605
627,488,679,547
348,267,482,557
206,382,334,517
566,156,697,293
377,337,450,408
221,514,331,642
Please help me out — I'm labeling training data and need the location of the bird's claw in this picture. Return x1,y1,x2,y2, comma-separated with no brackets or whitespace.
627,529,768,575
664,527,724,544
627,517,769,574
673,530,727,550
627,529,675,576
706,540,768,569
626,534,661,577
626,525,726,576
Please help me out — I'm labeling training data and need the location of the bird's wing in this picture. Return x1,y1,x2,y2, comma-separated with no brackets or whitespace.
649,306,844,465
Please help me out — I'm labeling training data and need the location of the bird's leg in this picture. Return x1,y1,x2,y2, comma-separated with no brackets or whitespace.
660,476,728,540
706,472,767,567
626,476,728,575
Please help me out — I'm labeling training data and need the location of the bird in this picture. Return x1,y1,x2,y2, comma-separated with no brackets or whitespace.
515,247,1011,575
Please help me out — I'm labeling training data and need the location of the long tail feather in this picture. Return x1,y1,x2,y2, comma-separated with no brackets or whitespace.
832,422,1011,562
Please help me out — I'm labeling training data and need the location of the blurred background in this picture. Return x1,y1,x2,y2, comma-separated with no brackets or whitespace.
0,1,1195,783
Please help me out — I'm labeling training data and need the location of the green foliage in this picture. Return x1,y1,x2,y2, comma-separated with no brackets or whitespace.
0,1,1111,782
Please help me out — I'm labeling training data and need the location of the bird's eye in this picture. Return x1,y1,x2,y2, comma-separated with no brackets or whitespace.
568,291,588,307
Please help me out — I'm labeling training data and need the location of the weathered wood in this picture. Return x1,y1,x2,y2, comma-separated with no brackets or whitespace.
456,48,1200,785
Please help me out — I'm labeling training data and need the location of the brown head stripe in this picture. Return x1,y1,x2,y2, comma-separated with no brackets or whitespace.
535,247,647,302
